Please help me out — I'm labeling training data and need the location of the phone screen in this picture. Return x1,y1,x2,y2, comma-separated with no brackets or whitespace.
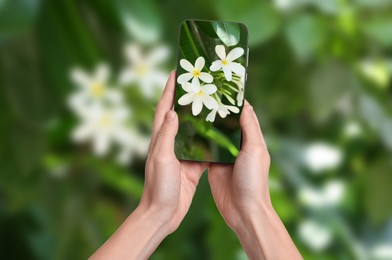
174,19,248,163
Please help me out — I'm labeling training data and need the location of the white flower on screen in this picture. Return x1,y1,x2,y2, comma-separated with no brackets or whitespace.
234,75,245,106
72,104,130,156
210,45,245,81
116,128,150,165
177,57,213,86
69,64,122,111
299,180,346,208
206,100,240,122
303,142,343,173
119,43,170,98
178,82,218,116
298,219,332,251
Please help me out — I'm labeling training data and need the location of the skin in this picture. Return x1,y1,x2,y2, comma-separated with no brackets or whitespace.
90,71,302,260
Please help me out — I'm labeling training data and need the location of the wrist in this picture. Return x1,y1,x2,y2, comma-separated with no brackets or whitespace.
133,204,174,236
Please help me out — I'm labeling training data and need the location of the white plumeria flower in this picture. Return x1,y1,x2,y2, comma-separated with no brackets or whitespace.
233,75,245,106
299,180,345,208
298,219,332,251
210,45,245,81
206,100,240,122
178,82,218,116
72,104,130,156
303,142,343,173
69,64,122,112
177,57,213,86
119,43,170,98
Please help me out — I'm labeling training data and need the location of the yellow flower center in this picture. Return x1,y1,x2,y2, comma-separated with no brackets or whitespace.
90,82,105,98
136,64,148,76
99,114,112,127
192,69,201,77
197,90,203,96
222,59,228,66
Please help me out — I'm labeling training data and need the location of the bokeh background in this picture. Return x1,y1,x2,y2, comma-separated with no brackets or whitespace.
1,0,392,259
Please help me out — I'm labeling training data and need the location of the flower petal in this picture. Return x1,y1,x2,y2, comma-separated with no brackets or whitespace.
226,47,244,61
146,46,170,65
177,72,193,84
192,97,203,116
218,108,228,118
195,57,205,71
201,94,218,110
199,72,213,83
201,84,217,94
70,68,90,88
222,66,232,81
237,88,244,106
228,62,245,76
94,132,110,156
215,45,226,60
178,92,195,105
96,64,110,82
206,109,217,122
210,60,222,71
180,59,194,72
125,44,142,63
226,105,240,113
181,82,199,93
119,69,136,85
192,76,200,87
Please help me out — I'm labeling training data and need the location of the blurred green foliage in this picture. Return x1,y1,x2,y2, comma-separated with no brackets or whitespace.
1,0,392,259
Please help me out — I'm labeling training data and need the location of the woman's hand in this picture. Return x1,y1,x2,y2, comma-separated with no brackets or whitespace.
90,71,208,260
208,101,302,260
139,71,208,233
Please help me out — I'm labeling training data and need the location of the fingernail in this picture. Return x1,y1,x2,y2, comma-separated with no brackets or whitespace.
166,110,175,120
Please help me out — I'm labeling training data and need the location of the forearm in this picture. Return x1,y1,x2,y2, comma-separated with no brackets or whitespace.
235,204,302,260
90,206,170,260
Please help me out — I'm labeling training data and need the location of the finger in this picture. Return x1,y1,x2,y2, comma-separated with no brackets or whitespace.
240,100,267,151
151,110,178,156
244,100,267,148
148,71,176,153
180,161,209,186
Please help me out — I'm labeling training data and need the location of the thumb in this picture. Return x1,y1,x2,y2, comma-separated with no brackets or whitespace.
239,101,266,152
151,110,179,156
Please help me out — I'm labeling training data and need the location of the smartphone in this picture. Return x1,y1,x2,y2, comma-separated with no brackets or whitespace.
174,19,249,163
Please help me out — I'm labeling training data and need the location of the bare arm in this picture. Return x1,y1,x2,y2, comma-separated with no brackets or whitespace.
90,72,207,259
208,101,302,259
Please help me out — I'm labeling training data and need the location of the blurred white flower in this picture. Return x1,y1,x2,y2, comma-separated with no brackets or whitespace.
210,45,245,81
206,100,239,122
69,64,122,112
371,244,392,260
177,57,213,86
299,180,346,208
274,0,294,11
119,43,170,98
344,121,362,138
178,82,218,116
116,128,150,165
72,104,130,156
298,219,332,251
304,142,343,173
359,59,390,88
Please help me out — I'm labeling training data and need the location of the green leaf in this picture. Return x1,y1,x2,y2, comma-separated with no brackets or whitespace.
363,18,392,47
0,0,39,43
212,22,240,47
214,0,280,46
285,14,327,61
115,0,162,43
